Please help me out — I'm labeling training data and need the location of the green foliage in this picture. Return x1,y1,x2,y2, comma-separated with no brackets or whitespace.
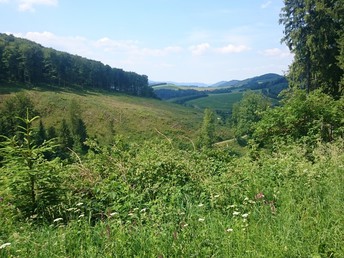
0,92,37,138
1,138,343,257
280,0,343,97
197,108,216,149
69,100,88,154
0,33,155,97
0,110,63,220
231,91,271,137
253,89,344,146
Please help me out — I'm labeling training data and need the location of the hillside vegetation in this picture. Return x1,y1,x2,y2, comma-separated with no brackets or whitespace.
0,33,154,97
1,1,344,256
0,86,209,143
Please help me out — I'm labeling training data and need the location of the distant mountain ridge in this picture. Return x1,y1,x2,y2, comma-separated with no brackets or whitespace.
153,73,288,101
150,73,286,89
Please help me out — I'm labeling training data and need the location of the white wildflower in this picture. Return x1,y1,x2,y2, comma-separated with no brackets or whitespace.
198,203,204,207
242,213,249,218
53,218,63,222
76,202,83,206
198,218,205,222
214,194,220,198
78,214,84,218
109,212,118,217
140,208,147,213
0,243,11,249
226,228,233,232
229,204,236,208
233,211,240,216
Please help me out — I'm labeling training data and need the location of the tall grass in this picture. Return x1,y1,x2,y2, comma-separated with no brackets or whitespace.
1,139,343,257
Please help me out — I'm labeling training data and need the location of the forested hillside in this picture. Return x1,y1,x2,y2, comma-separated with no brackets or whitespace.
0,33,155,97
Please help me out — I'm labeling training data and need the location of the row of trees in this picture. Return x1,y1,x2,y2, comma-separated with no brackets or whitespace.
0,33,155,97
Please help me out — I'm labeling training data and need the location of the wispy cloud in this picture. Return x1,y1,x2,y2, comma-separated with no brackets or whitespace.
189,43,210,56
17,0,58,12
215,44,251,54
13,32,183,60
261,1,272,9
261,47,292,58
0,0,9,3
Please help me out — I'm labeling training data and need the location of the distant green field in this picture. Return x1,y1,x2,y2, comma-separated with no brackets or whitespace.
185,92,244,111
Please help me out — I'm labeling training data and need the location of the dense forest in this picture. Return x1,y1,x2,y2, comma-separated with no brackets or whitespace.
1,0,344,257
0,33,155,97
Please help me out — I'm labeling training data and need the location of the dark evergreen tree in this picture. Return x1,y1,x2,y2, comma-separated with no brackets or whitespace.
58,119,73,158
35,120,47,146
280,0,343,97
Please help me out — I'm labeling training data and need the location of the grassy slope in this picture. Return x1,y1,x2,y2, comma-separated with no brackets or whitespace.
0,85,206,142
185,92,244,111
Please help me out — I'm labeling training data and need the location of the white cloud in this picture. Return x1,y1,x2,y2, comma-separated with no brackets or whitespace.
95,37,182,57
261,1,272,9
215,44,251,54
189,43,210,56
0,0,9,3
261,47,292,58
18,0,58,12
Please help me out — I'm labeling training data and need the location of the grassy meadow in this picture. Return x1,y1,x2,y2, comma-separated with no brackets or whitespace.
185,92,244,112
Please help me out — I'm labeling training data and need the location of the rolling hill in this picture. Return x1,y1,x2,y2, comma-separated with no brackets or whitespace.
0,85,208,143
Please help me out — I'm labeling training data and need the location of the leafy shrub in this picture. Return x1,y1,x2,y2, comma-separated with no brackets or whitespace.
253,89,344,146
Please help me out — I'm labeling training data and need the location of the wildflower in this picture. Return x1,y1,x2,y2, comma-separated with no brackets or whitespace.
214,194,220,198
226,228,233,232
244,197,249,201
140,208,147,213
233,211,240,216
0,243,11,249
109,212,118,217
255,192,265,200
128,213,134,216
76,202,83,206
198,203,204,207
229,204,236,208
53,218,63,222
78,214,84,218
198,218,205,222
182,223,188,228
242,213,249,218
133,208,139,211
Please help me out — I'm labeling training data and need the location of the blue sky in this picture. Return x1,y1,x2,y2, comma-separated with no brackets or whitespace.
0,0,293,84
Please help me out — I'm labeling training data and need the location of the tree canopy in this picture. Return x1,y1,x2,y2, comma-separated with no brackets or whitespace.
280,0,344,98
